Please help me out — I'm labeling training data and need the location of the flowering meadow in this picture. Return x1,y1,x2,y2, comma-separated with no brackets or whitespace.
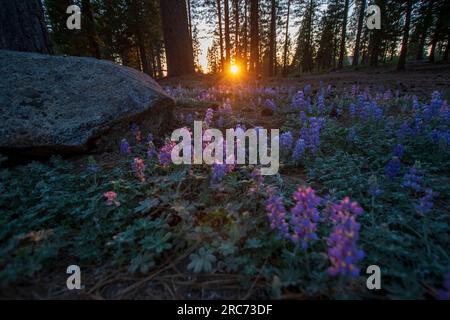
0,82,449,299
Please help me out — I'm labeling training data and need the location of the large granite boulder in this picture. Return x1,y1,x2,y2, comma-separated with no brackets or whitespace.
0,50,175,157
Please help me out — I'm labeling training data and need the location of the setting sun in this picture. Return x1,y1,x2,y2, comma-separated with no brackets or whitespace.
230,64,239,75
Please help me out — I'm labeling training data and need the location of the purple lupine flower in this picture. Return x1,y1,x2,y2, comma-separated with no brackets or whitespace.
437,273,450,300
264,99,277,111
317,94,325,114
250,168,264,193
401,164,423,192
87,156,101,173
368,175,383,197
412,96,420,113
185,113,193,124
266,195,289,238
396,121,414,140
147,145,157,159
393,144,405,159
429,130,450,149
204,108,214,127
351,84,358,97
415,188,436,215
292,138,306,162
303,84,312,95
347,127,357,142
120,138,131,155
146,133,154,144
290,187,322,249
327,197,364,277
349,103,357,119
280,132,294,154
301,117,322,155
292,90,305,110
158,141,175,167
211,160,227,184
429,90,442,118
336,103,343,116
299,110,307,125
384,157,401,181
383,90,392,100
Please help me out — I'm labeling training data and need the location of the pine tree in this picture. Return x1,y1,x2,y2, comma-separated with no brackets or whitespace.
397,1,413,71
160,0,195,76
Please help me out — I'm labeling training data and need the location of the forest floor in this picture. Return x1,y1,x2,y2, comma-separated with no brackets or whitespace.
1,62,449,299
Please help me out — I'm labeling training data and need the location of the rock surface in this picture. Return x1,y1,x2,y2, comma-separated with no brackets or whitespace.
0,50,175,156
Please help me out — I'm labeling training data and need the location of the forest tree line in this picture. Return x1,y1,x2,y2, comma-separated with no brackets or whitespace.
2,1,449,77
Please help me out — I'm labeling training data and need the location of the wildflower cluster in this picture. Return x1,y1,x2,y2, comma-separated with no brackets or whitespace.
120,138,131,155
290,187,322,249
104,191,120,207
266,195,289,238
132,157,145,182
279,131,294,154
326,197,364,277
401,163,423,192
158,141,175,167
204,108,214,127
384,157,401,181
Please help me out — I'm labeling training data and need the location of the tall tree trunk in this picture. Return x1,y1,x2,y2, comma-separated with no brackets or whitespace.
216,0,225,70
416,0,434,60
234,0,240,60
397,1,412,71
352,0,366,67
429,7,444,63
187,0,193,43
0,0,53,54
156,43,163,77
268,0,276,76
82,0,101,59
224,0,231,64
444,32,450,61
337,0,349,69
132,0,150,74
160,0,195,76
282,0,291,76
250,0,259,74
243,0,249,70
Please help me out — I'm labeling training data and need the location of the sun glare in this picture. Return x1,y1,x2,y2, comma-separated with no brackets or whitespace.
230,64,239,75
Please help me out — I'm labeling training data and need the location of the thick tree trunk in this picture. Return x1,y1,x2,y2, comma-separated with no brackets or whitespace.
216,0,225,70
397,1,412,71
444,32,450,61
187,0,193,43
132,0,150,74
0,0,53,54
234,0,240,60
224,0,231,64
352,0,366,67
250,0,259,74
337,0,349,69
416,0,434,60
160,0,195,76
268,0,276,76
82,0,101,59
282,0,291,76
243,0,249,70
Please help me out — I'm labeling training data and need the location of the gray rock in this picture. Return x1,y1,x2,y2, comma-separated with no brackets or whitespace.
0,50,175,156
